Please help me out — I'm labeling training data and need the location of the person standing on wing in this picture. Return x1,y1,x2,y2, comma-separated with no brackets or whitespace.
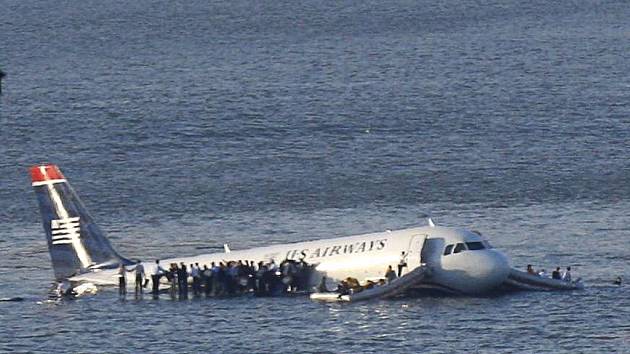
151,259,166,296
117,263,131,297
133,261,146,296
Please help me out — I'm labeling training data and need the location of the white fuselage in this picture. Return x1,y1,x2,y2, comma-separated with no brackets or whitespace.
74,225,511,294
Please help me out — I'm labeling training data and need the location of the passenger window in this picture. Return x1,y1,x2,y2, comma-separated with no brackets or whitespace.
443,244,454,256
466,242,485,250
453,243,466,254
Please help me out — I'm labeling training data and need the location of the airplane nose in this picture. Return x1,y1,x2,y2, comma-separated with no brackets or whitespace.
462,249,511,293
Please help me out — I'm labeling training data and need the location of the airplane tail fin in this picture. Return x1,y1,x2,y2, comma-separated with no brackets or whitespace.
30,164,132,280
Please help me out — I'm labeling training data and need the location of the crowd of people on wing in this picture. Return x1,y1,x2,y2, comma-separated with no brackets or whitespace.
526,264,573,282
118,258,316,298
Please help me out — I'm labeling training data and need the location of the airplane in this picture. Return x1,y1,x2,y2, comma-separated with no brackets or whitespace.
30,164,515,296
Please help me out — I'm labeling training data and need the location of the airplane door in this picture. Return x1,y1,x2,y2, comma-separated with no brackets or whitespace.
420,238,444,267
406,235,427,268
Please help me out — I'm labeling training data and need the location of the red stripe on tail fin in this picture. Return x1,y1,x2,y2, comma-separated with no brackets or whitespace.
30,165,65,183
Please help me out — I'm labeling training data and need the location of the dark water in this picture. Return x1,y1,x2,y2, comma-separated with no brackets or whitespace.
1,0,629,352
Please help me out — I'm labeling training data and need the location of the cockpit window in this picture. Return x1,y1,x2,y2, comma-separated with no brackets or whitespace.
453,243,467,254
466,242,485,250
443,244,454,255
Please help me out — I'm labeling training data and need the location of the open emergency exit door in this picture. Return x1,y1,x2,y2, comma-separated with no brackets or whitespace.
406,234,428,269
420,237,444,267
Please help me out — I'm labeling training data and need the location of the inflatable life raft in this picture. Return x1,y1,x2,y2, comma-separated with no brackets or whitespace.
310,264,430,302
505,269,584,291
